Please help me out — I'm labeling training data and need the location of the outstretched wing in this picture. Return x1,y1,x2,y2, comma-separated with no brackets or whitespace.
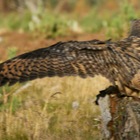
0,39,139,87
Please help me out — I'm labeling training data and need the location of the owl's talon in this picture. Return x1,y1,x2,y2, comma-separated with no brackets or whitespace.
95,85,125,105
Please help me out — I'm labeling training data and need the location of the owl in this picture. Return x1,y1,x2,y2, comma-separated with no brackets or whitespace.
1,19,140,103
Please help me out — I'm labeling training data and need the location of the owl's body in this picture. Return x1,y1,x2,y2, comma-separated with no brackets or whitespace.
1,20,140,96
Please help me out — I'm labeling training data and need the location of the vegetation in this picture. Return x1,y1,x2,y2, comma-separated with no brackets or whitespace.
0,77,110,140
0,0,138,39
0,0,140,139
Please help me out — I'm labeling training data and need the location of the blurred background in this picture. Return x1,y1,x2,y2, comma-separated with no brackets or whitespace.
0,0,139,140
0,0,139,38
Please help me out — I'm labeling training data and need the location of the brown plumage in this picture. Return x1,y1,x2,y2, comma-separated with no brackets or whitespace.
129,19,140,38
1,20,140,95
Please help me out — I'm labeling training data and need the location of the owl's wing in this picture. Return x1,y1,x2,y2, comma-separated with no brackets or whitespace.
0,39,139,87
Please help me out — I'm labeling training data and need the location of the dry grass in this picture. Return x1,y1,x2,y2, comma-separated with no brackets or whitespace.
0,76,110,140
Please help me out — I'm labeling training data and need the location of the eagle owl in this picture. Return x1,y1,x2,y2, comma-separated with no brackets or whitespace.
0,19,140,98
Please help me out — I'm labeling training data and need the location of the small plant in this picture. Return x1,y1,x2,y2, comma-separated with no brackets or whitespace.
7,47,18,59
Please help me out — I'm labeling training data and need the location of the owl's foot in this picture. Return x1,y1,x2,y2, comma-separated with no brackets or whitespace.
95,85,126,105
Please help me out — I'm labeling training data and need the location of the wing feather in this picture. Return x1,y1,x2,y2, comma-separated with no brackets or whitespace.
0,39,140,87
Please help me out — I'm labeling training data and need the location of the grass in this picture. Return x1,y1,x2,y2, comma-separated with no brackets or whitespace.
80,0,138,39
0,11,73,38
0,1,139,39
0,76,110,140
7,47,18,59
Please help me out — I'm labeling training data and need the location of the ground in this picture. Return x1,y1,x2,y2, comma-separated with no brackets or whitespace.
0,30,105,61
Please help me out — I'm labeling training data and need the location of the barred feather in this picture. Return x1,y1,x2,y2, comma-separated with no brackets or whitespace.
1,20,140,94
0,38,140,93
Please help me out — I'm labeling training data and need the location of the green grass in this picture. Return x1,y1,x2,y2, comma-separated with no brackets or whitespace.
7,47,18,59
0,12,31,31
0,1,139,39
0,11,72,38
80,0,138,39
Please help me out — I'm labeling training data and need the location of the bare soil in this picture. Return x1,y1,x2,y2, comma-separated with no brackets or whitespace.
0,31,105,61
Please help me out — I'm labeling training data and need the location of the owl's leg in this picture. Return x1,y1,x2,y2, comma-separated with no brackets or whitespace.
95,85,126,105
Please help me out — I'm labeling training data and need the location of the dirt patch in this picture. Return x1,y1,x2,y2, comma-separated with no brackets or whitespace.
0,31,105,61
